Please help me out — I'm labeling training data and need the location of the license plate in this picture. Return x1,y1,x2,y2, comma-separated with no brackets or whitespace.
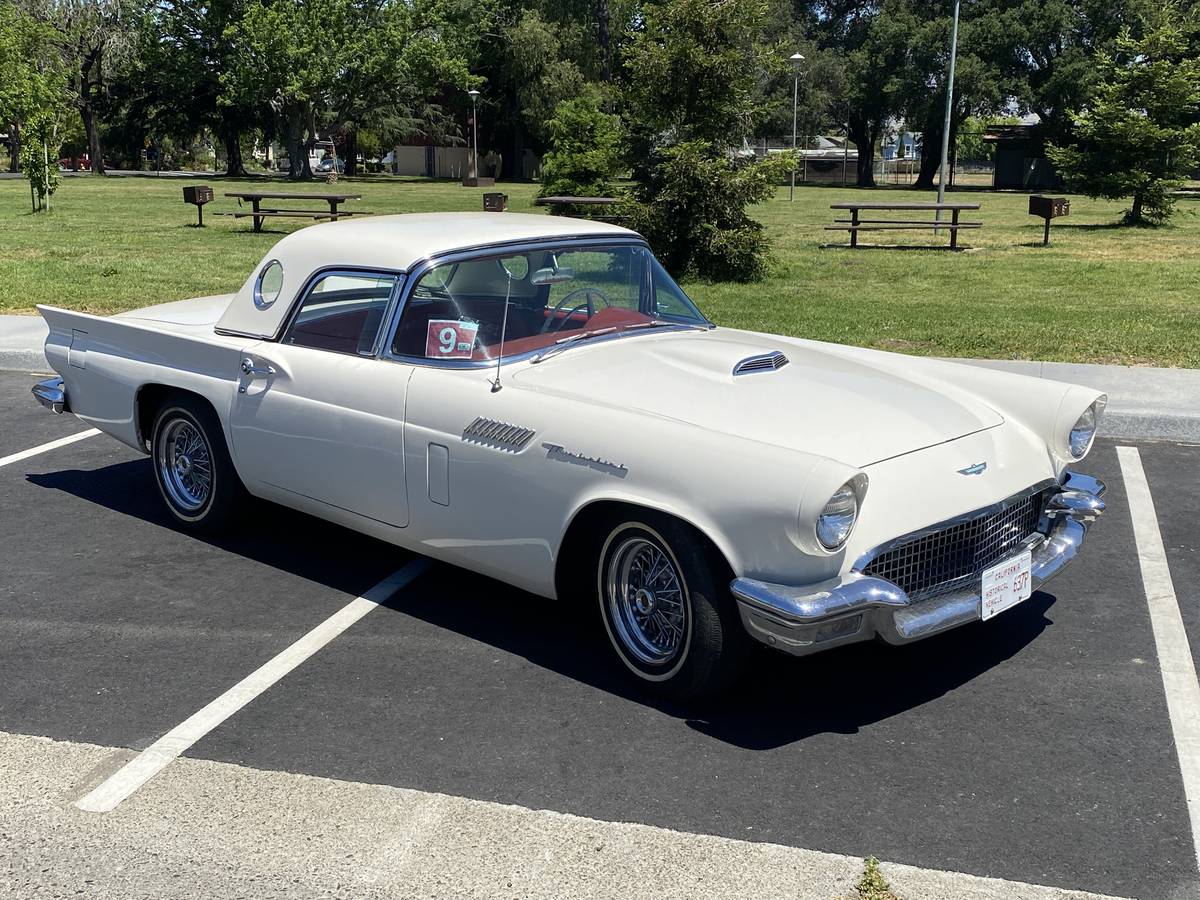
981,550,1033,621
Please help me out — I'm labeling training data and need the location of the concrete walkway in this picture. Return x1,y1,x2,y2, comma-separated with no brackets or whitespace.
3,314,1197,441
0,730,1128,900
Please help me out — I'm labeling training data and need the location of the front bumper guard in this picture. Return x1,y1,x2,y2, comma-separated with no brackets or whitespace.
32,377,67,414
731,472,1106,656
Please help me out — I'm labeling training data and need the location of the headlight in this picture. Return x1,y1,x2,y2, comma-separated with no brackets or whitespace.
1069,401,1102,459
816,482,859,550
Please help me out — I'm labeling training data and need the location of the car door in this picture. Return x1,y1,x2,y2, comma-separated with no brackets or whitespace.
228,270,413,527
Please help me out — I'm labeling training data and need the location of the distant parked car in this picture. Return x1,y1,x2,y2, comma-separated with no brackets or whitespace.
59,156,91,171
316,157,345,174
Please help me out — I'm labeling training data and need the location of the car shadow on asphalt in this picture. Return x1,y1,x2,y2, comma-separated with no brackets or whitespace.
27,459,410,600
381,567,1057,750
30,458,1056,752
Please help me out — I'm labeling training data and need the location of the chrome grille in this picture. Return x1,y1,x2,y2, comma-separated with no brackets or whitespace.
858,487,1052,601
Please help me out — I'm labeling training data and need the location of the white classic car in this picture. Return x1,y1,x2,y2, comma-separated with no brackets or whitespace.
32,213,1106,699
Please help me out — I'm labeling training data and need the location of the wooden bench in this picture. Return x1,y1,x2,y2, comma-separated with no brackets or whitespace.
826,201,982,249
533,195,628,223
221,191,368,232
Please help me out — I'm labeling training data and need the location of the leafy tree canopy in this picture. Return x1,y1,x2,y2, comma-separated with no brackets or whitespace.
1047,4,1200,223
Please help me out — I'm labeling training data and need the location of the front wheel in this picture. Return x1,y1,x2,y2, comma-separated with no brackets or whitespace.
596,515,749,701
150,395,242,533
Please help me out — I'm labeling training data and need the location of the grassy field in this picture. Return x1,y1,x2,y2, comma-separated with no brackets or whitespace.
1,174,1197,366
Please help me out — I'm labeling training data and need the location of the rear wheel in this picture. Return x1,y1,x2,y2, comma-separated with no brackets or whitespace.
150,395,241,533
596,514,749,701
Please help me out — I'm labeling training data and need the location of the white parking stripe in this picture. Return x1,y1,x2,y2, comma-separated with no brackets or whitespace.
75,559,431,813
0,429,101,469
1116,445,1200,870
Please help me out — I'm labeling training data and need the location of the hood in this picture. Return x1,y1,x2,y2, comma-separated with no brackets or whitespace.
510,328,1004,467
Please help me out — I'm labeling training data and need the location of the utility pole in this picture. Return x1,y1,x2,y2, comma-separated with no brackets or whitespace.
935,0,961,231
789,53,804,201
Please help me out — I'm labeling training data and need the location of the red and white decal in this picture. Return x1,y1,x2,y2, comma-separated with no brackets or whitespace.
425,319,479,359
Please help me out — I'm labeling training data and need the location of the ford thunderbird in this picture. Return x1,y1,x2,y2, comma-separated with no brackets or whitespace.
32,213,1106,699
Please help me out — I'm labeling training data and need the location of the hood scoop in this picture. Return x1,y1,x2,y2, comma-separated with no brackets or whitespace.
732,350,789,376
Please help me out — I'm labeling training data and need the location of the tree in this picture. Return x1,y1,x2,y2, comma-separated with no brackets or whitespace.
22,0,143,175
221,0,477,180
621,0,785,280
629,141,790,281
1047,6,1200,224
538,89,623,198
0,0,70,194
809,0,917,187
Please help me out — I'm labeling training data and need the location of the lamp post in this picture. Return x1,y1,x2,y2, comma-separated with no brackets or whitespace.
935,0,961,229
467,88,480,184
789,52,804,201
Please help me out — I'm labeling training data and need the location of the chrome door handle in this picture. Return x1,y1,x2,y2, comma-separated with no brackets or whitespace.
239,357,276,392
240,357,276,378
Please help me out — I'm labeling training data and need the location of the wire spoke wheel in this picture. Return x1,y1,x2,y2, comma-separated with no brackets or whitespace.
605,536,688,666
156,417,213,513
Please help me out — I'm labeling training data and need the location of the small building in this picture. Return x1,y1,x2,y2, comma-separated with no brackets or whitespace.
983,124,1060,190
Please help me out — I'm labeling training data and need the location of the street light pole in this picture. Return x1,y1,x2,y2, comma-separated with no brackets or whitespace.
789,52,804,202
935,0,961,228
467,88,480,184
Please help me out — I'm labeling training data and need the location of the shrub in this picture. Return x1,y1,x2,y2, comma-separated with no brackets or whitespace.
538,92,623,203
628,141,788,282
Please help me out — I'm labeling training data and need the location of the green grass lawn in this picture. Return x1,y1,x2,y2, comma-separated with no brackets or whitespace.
2,174,1197,366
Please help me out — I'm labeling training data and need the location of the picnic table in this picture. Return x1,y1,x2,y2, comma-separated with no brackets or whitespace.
826,201,982,250
533,195,627,223
222,191,368,232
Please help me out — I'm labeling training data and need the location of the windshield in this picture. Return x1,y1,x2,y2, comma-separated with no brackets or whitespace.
390,244,707,362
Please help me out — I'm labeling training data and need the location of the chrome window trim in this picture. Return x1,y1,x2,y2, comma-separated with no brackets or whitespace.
272,266,407,357
253,259,285,310
851,478,1060,573
379,236,706,370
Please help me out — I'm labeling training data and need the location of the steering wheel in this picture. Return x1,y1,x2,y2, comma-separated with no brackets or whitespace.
540,287,611,334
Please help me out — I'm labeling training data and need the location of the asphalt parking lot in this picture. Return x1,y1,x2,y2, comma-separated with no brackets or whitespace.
2,368,1198,899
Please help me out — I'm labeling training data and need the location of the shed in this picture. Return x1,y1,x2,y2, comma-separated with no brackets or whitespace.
983,124,1060,190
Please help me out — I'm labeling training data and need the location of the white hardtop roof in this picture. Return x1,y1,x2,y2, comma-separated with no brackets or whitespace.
269,212,640,272
217,212,642,340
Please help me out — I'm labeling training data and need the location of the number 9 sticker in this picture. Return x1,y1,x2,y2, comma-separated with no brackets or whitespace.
425,319,479,359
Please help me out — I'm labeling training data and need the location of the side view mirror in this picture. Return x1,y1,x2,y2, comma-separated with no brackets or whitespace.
530,266,575,286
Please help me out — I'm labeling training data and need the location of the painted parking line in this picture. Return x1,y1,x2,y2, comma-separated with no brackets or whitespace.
0,428,101,469
1117,445,1200,871
75,558,431,813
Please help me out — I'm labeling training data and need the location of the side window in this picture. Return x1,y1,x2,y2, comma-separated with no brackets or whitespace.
283,272,398,356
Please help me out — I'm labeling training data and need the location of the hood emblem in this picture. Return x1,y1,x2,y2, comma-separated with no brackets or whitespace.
957,461,988,476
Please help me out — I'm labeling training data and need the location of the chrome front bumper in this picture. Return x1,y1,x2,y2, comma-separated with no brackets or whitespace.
31,377,67,414
731,472,1106,656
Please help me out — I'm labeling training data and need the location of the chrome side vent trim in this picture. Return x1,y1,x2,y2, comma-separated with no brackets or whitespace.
462,417,536,452
733,351,789,376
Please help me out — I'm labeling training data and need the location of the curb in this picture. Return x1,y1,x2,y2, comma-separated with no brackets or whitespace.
2,314,1197,442
0,315,49,374
948,358,1200,444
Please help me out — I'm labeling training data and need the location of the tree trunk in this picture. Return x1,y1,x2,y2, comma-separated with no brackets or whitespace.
80,48,106,175
597,0,611,83
847,116,877,187
8,122,19,173
222,127,246,177
1130,192,1143,224
81,104,104,174
344,131,358,177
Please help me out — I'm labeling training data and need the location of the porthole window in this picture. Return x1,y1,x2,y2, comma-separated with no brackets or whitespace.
255,260,284,309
